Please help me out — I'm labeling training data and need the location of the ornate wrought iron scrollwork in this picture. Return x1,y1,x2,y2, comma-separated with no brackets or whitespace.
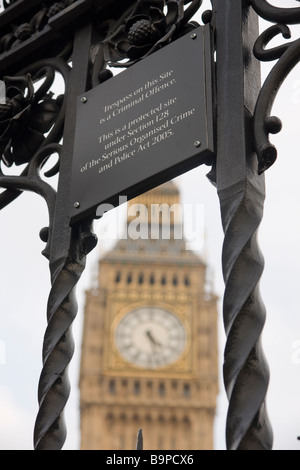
0,74,63,168
251,0,300,174
4,0,292,452
0,1,76,53
0,58,68,245
251,0,300,24
101,0,204,68
0,47,97,449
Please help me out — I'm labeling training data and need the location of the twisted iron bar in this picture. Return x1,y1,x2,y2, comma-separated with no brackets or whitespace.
0,50,97,449
0,144,96,450
32,21,100,448
34,223,97,450
0,137,93,449
0,142,97,449
219,0,300,448
213,1,273,449
220,178,273,449
0,141,93,448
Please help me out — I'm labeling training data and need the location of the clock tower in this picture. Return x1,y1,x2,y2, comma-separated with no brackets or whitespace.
79,181,218,450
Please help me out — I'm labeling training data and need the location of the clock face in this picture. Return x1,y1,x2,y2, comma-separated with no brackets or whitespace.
114,307,187,369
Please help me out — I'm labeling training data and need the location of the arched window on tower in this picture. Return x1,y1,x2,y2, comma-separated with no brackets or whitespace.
134,381,141,395
183,383,190,398
158,382,165,396
109,379,116,395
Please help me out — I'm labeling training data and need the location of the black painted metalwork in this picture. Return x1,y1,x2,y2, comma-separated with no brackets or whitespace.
211,0,300,450
251,0,300,173
102,0,203,67
0,0,297,451
212,0,273,450
251,0,300,24
0,0,101,450
33,23,98,449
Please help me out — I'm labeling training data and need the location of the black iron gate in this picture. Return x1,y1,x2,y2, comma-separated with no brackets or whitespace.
0,0,299,450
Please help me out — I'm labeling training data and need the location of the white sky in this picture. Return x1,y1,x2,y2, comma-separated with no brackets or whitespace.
1,0,300,450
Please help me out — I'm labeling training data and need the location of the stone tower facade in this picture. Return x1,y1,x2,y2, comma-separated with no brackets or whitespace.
79,181,218,450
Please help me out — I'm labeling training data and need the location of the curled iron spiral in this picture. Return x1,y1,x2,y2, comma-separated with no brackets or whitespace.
0,57,70,254
251,0,300,173
251,0,300,24
0,57,69,217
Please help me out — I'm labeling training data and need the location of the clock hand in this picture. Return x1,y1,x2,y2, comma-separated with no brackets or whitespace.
146,331,163,367
145,330,162,347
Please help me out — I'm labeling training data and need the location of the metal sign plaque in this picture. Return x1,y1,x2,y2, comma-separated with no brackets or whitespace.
69,26,214,223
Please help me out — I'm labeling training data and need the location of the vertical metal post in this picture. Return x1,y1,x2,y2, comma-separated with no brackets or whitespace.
214,0,273,449
136,429,143,450
33,22,97,450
